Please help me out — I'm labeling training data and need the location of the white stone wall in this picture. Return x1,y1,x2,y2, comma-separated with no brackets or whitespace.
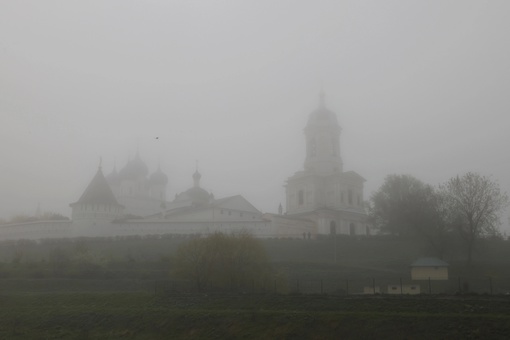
0,217,315,240
387,284,420,295
103,220,275,238
71,204,123,221
263,214,316,238
0,220,72,240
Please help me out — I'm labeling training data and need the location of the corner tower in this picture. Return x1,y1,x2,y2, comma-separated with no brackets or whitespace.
70,164,124,237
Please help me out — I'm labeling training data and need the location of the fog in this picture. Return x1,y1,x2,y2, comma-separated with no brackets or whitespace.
1,1,509,229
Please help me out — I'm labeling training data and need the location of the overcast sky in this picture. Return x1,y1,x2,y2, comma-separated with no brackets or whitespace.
1,1,509,229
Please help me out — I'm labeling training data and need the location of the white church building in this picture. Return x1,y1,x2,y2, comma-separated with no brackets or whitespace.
285,91,368,236
0,93,368,240
68,161,302,238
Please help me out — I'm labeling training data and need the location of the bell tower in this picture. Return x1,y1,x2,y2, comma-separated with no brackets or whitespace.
303,91,343,175
284,92,368,236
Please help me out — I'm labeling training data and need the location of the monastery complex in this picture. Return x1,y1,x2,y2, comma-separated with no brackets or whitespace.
0,93,369,240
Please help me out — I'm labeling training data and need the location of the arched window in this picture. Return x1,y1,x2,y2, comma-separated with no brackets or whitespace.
349,223,356,236
298,190,304,205
348,190,353,205
330,221,337,236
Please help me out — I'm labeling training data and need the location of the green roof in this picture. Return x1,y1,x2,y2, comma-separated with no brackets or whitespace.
411,257,449,267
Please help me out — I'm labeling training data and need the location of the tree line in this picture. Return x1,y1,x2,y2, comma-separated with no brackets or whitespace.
369,172,509,265
173,232,274,292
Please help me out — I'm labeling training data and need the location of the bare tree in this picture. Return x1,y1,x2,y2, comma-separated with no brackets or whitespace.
441,172,509,265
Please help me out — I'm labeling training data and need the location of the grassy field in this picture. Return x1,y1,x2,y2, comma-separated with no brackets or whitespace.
2,236,510,295
1,237,510,338
1,292,510,339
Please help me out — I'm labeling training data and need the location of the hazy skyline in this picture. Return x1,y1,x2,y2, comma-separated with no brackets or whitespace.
1,1,509,229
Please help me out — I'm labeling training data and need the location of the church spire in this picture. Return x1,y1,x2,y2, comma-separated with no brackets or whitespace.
319,88,325,108
304,92,343,174
193,160,201,188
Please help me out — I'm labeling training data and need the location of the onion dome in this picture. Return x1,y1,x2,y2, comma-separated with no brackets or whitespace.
173,169,211,207
189,169,208,205
150,166,168,186
118,160,135,180
105,165,120,185
192,169,201,185
131,153,149,176
185,186,210,207
118,152,149,181
306,91,340,128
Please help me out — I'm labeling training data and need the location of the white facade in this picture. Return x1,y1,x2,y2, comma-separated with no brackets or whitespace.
0,94,366,241
0,164,314,240
285,92,369,236
387,284,421,295
106,153,170,217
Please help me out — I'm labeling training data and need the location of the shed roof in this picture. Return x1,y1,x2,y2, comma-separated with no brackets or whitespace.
411,257,449,267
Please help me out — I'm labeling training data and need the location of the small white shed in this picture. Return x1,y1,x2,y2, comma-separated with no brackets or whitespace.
387,284,420,295
411,257,449,280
